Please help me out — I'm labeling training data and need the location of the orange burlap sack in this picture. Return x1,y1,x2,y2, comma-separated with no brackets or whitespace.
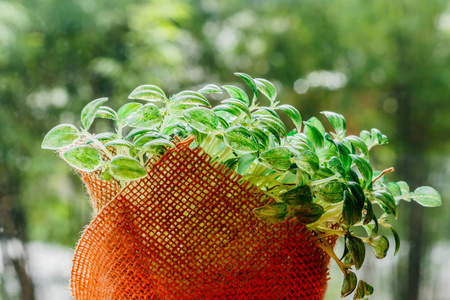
71,140,336,300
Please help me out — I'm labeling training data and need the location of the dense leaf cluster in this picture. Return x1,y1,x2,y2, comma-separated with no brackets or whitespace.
41,73,441,299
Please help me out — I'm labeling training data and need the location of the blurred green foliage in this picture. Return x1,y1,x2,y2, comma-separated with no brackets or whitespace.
1,0,449,299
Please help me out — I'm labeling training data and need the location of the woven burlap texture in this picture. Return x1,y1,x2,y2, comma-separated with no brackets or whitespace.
71,141,335,300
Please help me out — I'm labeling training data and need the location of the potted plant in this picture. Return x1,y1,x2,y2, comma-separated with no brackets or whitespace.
42,73,441,299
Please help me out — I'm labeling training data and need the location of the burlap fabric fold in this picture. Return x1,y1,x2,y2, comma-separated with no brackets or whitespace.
71,140,336,300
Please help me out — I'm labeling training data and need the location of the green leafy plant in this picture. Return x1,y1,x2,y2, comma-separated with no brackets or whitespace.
42,73,442,299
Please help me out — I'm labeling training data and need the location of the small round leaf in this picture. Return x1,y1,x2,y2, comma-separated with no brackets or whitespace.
41,124,79,149
280,185,312,206
110,155,147,180
259,147,291,171
254,78,277,103
293,203,324,224
117,102,143,121
341,271,357,297
62,146,101,172
253,202,288,224
182,107,218,133
412,186,442,207
224,126,259,154
81,97,108,130
370,235,389,259
317,180,344,203
127,104,162,128
128,85,167,102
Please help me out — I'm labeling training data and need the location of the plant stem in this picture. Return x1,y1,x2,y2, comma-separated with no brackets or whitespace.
84,131,114,160
317,239,351,276
372,167,395,183
309,174,340,186
231,113,247,126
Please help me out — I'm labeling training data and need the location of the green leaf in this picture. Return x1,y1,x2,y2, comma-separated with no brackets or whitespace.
171,91,211,107
277,104,302,132
361,129,389,148
235,72,258,97
222,85,249,106
260,122,282,146
293,203,324,224
386,182,402,197
259,147,291,171
321,111,347,137
168,103,197,116
327,156,346,177
41,124,80,149
254,78,277,103
198,84,222,94
142,138,175,152
251,128,270,151
190,128,207,146
363,197,374,225
317,147,337,164
109,155,147,180
354,280,374,299
317,180,344,203
253,107,280,118
127,128,158,140
94,132,116,142
360,130,371,144
104,139,137,154
62,146,101,172
212,104,242,118
346,135,369,158
99,167,113,181
350,155,373,189
81,97,108,130
337,142,352,171
341,271,357,297
217,115,230,129
127,104,162,128
347,235,366,270
253,202,288,224
224,126,259,154
303,122,324,150
96,106,117,120
223,157,240,171
346,169,360,183
348,181,366,211
384,224,400,256
343,190,362,226
182,107,218,133
306,117,325,137
117,102,143,121
396,181,410,194
296,169,310,186
162,123,189,138
128,85,167,102
257,115,287,137
412,186,442,207
293,150,319,175
373,191,397,217
370,235,389,259
133,133,165,149
237,154,257,174
280,185,312,206
371,128,384,143
222,98,251,117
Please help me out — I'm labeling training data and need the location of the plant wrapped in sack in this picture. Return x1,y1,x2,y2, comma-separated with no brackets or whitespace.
42,73,442,299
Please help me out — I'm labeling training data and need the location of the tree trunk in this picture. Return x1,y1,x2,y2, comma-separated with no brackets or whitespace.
394,84,428,300
0,170,36,300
